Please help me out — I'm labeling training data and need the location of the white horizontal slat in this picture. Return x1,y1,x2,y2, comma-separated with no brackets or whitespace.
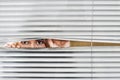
0,58,91,62
0,73,91,77
94,1,120,5
0,68,91,72
1,63,91,67
0,53,91,57
93,53,120,57
0,1,92,5
0,22,92,25
0,15,91,19
0,6,91,10
0,32,91,36
93,73,120,77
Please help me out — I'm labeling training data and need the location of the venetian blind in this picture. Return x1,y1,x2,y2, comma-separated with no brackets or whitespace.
0,0,120,80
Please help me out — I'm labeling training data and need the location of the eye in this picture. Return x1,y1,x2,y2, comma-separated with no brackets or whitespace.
36,40,44,45
21,41,29,45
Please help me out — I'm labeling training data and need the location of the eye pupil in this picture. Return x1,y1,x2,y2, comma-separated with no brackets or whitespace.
21,41,29,45
37,41,43,45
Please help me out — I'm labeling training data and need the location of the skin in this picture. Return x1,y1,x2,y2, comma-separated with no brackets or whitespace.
5,39,46,48
47,39,70,48
5,39,70,48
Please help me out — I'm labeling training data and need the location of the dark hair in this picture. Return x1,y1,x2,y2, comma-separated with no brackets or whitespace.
43,39,50,48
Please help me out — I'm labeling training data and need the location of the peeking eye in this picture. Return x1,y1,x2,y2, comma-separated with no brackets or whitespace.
36,40,44,45
21,41,29,45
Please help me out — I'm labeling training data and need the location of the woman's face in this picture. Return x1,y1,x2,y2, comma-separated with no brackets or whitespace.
5,39,70,48
19,40,46,48
6,39,47,48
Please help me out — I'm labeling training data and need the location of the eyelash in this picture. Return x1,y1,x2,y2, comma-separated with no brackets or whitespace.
21,41,29,45
21,40,44,45
36,41,44,45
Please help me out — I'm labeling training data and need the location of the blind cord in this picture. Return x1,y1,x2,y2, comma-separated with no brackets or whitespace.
91,0,94,80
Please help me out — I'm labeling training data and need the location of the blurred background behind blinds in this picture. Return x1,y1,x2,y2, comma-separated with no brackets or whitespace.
0,0,120,80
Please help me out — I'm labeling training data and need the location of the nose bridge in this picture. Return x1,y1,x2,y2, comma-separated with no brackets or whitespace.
30,40,36,47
